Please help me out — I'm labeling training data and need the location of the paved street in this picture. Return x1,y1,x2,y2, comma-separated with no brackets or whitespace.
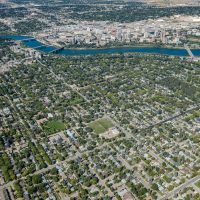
159,175,200,200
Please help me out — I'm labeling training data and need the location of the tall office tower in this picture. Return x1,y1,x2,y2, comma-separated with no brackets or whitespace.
116,29,122,41
160,30,167,44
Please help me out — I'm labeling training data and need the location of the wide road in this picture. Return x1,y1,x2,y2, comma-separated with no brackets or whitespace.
159,175,200,200
37,59,89,103
145,105,200,129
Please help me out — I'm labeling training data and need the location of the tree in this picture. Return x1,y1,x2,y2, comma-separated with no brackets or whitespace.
51,167,58,175
151,183,159,191
32,174,42,185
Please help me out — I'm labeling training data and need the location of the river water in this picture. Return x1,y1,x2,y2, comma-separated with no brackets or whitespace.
1,35,200,57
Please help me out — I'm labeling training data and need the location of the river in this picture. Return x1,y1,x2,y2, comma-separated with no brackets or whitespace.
1,35,200,57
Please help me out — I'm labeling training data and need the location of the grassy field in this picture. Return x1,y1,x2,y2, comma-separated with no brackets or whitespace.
89,118,114,134
196,180,200,188
43,120,66,134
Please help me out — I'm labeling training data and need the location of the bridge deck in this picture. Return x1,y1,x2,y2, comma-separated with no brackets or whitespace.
20,38,35,42
49,47,64,54
32,45,46,49
184,44,194,58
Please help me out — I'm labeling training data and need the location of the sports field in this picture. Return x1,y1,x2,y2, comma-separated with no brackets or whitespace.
89,118,114,134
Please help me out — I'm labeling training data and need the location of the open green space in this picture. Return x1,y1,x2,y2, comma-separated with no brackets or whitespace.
196,180,200,188
89,118,114,134
42,120,66,134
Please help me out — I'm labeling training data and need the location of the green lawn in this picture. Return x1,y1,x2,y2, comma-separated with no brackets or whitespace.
43,120,66,134
196,180,200,188
89,118,114,134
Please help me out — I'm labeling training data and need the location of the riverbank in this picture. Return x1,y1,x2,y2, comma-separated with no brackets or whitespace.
40,38,185,50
